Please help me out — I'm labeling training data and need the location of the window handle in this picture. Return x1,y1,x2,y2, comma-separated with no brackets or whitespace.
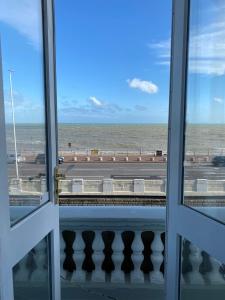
54,166,65,204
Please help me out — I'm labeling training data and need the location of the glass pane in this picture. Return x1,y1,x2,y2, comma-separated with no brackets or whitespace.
180,238,225,300
13,236,50,300
183,0,225,223
0,0,48,225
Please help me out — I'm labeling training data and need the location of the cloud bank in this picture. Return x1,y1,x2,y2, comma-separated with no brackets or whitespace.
59,96,123,117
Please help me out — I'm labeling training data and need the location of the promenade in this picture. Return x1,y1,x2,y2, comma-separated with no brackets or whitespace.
7,161,225,180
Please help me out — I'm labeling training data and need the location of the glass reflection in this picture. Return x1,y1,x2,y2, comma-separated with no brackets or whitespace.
183,0,225,223
180,238,225,300
13,236,50,300
0,0,48,225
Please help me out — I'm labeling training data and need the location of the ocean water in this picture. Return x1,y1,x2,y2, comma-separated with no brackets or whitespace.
58,124,168,153
5,123,225,155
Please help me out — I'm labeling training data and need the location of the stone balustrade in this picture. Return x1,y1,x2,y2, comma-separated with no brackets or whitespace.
58,217,225,286
12,216,225,287
60,218,165,284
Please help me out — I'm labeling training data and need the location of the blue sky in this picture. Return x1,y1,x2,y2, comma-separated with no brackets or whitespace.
55,0,172,123
0,0,225,124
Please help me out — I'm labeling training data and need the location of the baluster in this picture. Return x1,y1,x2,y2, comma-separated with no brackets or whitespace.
206,256,224,284
14,255,29,281
186,243,204,284
60,230,67,280
92,230,105,282
130,230,144,283
111,231,124,283
150,231,164,284
71,230,86,282
31,239,47,282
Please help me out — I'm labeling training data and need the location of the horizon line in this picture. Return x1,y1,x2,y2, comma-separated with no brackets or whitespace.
5,122,225,125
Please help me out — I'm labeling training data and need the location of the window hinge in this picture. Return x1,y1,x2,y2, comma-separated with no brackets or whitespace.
54,166,65,205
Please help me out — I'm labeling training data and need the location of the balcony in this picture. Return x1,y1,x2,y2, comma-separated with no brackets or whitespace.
12,206,225,300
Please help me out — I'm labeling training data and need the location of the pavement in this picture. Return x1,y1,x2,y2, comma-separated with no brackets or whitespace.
7,161,225,180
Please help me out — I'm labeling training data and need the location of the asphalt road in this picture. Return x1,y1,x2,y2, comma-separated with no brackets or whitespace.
7,162,225,180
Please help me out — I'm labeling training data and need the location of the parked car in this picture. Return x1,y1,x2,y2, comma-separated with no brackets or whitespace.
7,154,25,164
212,156,225,167
35,153,46,164
35,153,64,164
58,156,64,164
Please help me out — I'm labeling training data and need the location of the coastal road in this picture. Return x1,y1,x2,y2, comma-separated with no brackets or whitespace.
7,162,225,180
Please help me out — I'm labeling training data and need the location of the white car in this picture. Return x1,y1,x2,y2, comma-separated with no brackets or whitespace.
58,156,64,164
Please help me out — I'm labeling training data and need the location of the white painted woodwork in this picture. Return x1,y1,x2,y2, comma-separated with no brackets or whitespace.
150,231,164,284
111,231,124,283
71,230,86,283
92,230,105,282
130,230,144,283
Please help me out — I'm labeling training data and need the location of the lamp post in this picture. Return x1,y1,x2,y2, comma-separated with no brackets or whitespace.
9,69,19,180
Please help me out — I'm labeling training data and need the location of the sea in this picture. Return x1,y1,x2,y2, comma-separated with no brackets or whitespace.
5,123,225,156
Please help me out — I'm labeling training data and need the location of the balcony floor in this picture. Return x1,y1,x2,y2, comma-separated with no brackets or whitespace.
14,284,225,299
61,285,164,300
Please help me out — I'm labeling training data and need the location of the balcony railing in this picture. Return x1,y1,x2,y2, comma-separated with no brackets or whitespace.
60,217,165,285
12,207,225,292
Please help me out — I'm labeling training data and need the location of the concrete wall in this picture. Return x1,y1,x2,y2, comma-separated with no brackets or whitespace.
145,180,165,193
8,178,225,196
83,180,102,193
113,180,134,193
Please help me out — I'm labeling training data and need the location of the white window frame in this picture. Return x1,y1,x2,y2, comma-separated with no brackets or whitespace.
0,1,60,299
1,1,225,299
166,1,225,299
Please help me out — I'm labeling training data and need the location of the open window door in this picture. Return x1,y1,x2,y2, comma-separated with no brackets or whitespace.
166,0,225,299
0,1,60,299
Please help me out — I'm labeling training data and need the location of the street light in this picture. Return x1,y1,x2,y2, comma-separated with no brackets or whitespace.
8,69,19,180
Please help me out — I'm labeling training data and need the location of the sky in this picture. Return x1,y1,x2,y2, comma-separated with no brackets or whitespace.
55,0,172,124
0,0,225,124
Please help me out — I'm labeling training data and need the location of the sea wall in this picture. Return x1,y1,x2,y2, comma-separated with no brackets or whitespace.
8,178,225,196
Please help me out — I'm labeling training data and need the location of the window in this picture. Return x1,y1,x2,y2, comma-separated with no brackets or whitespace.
0,1,225,300
0,0,48,225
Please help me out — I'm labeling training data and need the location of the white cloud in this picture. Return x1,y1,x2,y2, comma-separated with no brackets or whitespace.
150,19,225,75
127,78,158,94
214,97,223,103
89,96,103,107
148,40,171,58
0,0,42,50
